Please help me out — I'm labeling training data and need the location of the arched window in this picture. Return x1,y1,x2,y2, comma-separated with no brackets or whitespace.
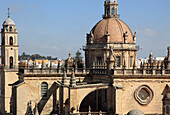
10,26,12,32
5,26,8,32
10,37,13,45
130,56,133,67
116,56,120,67
111,8,114,15
41,82,48,97
9,57,13,69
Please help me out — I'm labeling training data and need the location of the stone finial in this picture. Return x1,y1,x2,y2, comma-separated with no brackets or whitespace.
69,70,76,87
33,103,39,115
123,31,128,43
161,61,165,69
157,61,160,68
25,101,33,115
133,31,136,42
62,68,67,85
89,106,91,112
69,53,71,58
143,62,146,68
168,46,170,60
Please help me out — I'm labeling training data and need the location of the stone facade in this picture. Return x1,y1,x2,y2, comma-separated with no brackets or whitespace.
0,0,170,115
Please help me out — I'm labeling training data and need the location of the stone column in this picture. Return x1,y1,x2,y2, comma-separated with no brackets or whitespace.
96,90,99,110
115,84,123,114
59,86,64,115
52,89,57,113
107,85,114,113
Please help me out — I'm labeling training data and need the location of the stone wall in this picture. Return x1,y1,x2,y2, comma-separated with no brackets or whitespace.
114,78,169,114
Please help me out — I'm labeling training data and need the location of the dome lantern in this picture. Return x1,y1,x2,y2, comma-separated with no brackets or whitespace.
103,0,119,19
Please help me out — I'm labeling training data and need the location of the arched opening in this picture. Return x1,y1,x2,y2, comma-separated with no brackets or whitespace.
111,8,114,15
41,82,48,98
10,37,13,45
116,56,120,67
130,56,133,67
79,89,107,112
5,26,8,32
9,57,13,69
10,26,12,32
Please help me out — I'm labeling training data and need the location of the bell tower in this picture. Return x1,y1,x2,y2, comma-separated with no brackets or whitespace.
0,9,19,114
1,8,18,69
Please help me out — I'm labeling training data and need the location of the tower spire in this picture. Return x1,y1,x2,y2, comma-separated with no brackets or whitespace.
8,8,10,18
103,0,119,19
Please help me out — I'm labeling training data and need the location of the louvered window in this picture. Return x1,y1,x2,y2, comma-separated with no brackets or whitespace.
41,82,48,97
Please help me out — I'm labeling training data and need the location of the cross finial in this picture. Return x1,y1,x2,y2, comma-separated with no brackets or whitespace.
8,8,10,18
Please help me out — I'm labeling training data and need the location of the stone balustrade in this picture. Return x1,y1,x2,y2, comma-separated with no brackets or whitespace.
19,66,170,76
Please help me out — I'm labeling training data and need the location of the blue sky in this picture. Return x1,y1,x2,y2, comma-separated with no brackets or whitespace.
0,0,170,59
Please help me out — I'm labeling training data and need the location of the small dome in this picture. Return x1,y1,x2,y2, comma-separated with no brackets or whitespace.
91,18,134,43
127,109,145,115
3,18,15,26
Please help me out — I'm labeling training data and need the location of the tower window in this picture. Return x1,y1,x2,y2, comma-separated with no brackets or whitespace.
10,37,13,45
5,26,8,32
41,82,48,98
130,56,133,67
116,57,120,67
10,26,12,32
111,8,114,15
9,57,13,69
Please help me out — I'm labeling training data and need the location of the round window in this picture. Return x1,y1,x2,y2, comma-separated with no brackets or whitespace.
134,85,153,105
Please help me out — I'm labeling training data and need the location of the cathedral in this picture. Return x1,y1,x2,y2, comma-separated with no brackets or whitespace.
0,0,170,115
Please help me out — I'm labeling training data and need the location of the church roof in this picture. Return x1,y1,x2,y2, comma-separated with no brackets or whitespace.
3,18,15,26
9,80,24,87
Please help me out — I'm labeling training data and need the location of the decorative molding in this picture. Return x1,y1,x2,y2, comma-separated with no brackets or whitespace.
134,85,154,105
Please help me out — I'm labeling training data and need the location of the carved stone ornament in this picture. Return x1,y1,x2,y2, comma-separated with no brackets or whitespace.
134,85,154,105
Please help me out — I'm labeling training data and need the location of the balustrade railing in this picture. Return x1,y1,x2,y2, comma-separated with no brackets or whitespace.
19,66,170,76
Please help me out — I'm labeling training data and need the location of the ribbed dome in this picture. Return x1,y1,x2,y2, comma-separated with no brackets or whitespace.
91,18,133,43
3,18,15,26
